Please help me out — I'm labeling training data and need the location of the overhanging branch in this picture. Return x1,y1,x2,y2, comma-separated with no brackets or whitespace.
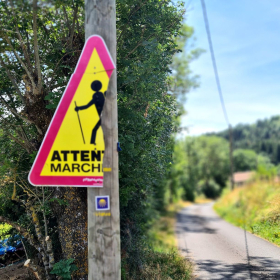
33,0,43,94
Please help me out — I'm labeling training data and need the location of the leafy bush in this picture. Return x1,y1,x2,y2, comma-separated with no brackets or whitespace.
198,179,220,199
122,250,192,280
0,224,12,240
170,136,230,202
50,258,78,280
233,149,257,171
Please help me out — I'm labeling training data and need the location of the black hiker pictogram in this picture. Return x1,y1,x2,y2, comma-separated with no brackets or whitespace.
75,80,105,145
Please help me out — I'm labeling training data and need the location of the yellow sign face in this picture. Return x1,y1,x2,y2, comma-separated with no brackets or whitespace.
29,36,115,187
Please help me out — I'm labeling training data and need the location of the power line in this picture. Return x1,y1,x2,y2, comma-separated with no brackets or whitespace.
200,0,230,126
199,0,250,264
200,0,234,190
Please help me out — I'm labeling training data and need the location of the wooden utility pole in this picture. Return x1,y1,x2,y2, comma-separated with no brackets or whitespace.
85,1,121,279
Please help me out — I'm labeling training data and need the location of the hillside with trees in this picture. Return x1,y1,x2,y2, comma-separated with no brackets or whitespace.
212,115,280,164
170,116,280,201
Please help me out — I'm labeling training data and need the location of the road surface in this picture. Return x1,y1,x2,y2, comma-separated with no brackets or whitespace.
176,203,280,279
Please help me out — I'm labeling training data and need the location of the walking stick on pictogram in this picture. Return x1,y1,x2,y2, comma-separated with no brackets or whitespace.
75,101,85,144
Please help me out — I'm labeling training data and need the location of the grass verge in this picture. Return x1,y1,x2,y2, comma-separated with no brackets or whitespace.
136,200,193,280
138,250,193,280
214,180,280,246
148,200,191,252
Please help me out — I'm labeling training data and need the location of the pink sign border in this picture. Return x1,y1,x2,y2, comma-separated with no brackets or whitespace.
28,35,115,187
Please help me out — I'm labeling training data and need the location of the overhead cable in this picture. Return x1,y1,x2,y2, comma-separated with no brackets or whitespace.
200,0,231,126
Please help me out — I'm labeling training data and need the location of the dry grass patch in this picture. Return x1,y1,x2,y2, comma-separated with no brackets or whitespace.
149,200,192,251
214,181,280,246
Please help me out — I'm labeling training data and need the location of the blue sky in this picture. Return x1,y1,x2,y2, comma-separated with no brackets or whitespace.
181,0,280,136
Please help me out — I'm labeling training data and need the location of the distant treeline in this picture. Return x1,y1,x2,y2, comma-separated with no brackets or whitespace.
210,115,280,164
169,116,280,201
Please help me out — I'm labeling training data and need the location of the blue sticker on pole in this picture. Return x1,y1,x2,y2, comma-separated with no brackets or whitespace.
95,196,110,211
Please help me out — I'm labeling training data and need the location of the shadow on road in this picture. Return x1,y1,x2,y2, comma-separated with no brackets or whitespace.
177,211,219,234
194,256,280,279
176,204,280,279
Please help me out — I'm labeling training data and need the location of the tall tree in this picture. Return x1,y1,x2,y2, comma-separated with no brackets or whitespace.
171,136,230,199
233,149,258,172
0,0,198,278
0,1,88,278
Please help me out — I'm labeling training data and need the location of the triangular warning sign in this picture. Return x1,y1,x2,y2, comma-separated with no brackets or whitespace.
29,35,115,187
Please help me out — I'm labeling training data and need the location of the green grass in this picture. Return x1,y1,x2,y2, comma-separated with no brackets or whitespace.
138,200,194,280
148,200,191,252
138,250,193,280
123,198,216,279
214,180,280,246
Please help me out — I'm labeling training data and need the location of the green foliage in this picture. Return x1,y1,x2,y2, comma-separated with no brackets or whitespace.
122,250,192,280
170,136,230,200
168,24,204,102
197,179,220,199
141,250,192,280
50,258,78,280
178,176,195,202
0,224,12,240
195,136,230,189
116,1,201,276
0,0,85,237
0,0,200,277
213,115,280,164
141,205,193,279
233,149,258,171
215,181,280,247
29,151,38,164
256,159,277,180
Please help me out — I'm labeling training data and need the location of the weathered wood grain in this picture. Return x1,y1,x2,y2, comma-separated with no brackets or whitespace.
85,1,121,279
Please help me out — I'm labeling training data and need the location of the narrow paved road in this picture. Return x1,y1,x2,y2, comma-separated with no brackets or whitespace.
176,203,280,279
